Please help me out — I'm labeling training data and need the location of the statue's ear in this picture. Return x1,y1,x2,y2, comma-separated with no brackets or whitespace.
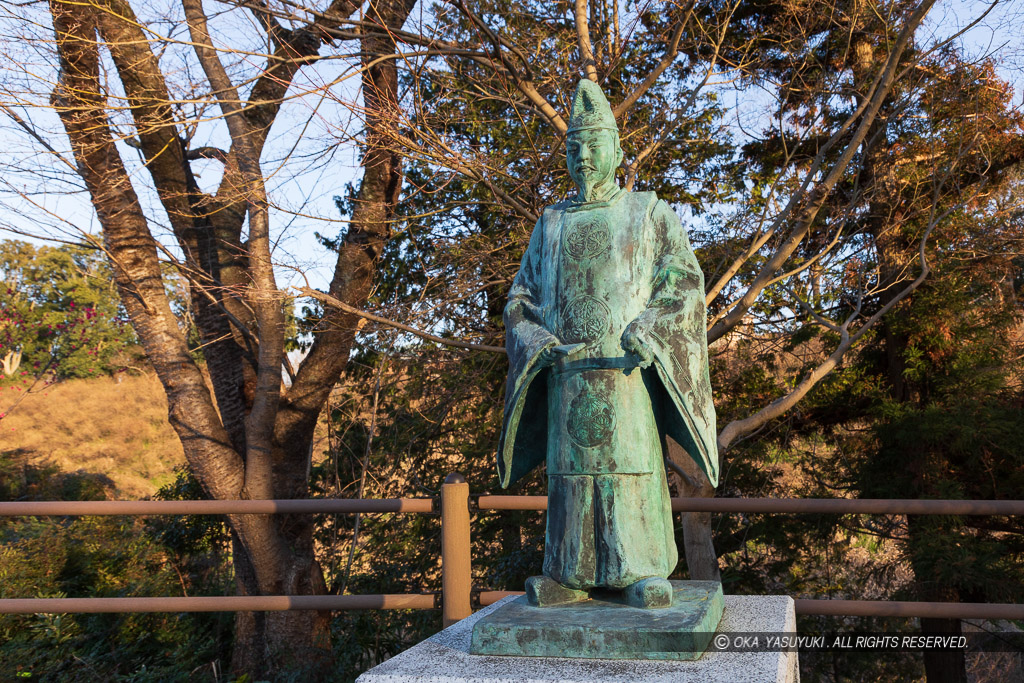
614,136,624,170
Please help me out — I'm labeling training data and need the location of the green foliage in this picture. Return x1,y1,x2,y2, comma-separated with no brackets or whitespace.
146,466,231,559
0,455,233,681
0,240,142,380
862,398,1024,606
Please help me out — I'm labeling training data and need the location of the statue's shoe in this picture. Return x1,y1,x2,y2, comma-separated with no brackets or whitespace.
623,577,673,608
525,575,589,607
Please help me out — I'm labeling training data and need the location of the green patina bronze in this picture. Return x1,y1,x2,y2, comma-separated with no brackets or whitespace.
471,581,725,660
471,79,722,659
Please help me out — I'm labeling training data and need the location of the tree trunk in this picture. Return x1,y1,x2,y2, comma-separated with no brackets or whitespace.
666,438,721,580
49,0,413,678
919,617,967,683
232,546,332,675
906,517,967,683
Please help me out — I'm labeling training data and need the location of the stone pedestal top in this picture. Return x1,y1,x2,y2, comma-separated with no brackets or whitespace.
356,594,799,683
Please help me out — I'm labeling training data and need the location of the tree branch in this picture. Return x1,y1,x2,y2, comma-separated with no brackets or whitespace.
182,0,284,502
298,287,506,354
612,2,694,117
706,0,939,344
445,1,567,132
274,0,420,487
186,145,229,163
573,0,598,82
49,0,244,500
717,180,953,451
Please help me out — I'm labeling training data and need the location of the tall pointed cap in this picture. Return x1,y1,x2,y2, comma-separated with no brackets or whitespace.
567,79,618,134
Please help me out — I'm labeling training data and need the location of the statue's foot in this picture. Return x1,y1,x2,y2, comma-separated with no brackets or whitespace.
525,575,589,607
623,577,673,609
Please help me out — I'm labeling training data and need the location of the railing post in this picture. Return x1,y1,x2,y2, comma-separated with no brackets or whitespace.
441,472,472,627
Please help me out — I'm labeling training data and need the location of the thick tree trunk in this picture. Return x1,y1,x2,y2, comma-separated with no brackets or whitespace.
919,617,967,683
273,0,418,464
905,517,967,683
50,0,410,678
230,530,332,675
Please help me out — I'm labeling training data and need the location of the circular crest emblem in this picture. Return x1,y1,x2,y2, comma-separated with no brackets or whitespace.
567,389,616,448
561,295,610,343
564,215,611,260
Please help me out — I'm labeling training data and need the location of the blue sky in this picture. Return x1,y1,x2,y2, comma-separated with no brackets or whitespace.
0,0,1020,296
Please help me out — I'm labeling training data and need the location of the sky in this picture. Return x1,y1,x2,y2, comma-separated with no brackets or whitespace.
1,0,1022,296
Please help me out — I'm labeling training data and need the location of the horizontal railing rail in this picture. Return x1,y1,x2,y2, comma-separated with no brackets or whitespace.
2,497,1021,516
2,480,1021,628
7,594,1023,620
0,595,437,614
0,498,434,516
477,496,1024,515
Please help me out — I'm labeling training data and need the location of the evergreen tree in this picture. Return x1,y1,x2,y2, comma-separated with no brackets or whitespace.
0,240,140,381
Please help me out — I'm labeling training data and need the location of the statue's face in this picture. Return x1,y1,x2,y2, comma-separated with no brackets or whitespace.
566,129,621,194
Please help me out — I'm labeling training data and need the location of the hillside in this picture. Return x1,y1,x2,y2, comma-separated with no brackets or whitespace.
0,372,185,498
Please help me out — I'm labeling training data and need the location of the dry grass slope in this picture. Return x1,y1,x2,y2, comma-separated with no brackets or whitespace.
0,372,184,498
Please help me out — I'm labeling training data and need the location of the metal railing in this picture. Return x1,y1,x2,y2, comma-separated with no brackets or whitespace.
2,473,1023,627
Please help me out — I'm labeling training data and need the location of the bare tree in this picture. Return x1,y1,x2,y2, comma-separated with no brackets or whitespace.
0,0,418,674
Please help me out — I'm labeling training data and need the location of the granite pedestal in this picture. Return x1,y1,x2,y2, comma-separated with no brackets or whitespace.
356,594,799,683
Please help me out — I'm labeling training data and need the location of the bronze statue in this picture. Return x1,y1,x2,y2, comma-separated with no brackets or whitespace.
497,80,719,609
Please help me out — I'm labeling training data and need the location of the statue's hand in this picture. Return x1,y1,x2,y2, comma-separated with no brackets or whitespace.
537,342,585,367
537,343,562,367
538,346,558,367
621,322,654,369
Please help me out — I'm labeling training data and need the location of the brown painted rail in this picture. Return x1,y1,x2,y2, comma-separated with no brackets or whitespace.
794,599,1024,620
478,590,523,605
477,496,1024,515
476,592,1024,619
3,497,1019,516
0,594,437,614
4,592,1021,620
2,483,1022,624
0,498,434,516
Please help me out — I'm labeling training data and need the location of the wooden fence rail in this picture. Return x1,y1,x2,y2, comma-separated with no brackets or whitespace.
0,498,434,515
3,497,1020,517
1,475,1021,627
0,595,438,614
476,496,1024,515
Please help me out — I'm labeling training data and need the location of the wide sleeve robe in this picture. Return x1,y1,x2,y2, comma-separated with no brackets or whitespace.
498,196,718,489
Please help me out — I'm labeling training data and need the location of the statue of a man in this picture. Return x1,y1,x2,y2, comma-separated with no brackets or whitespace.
497,80,719,609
